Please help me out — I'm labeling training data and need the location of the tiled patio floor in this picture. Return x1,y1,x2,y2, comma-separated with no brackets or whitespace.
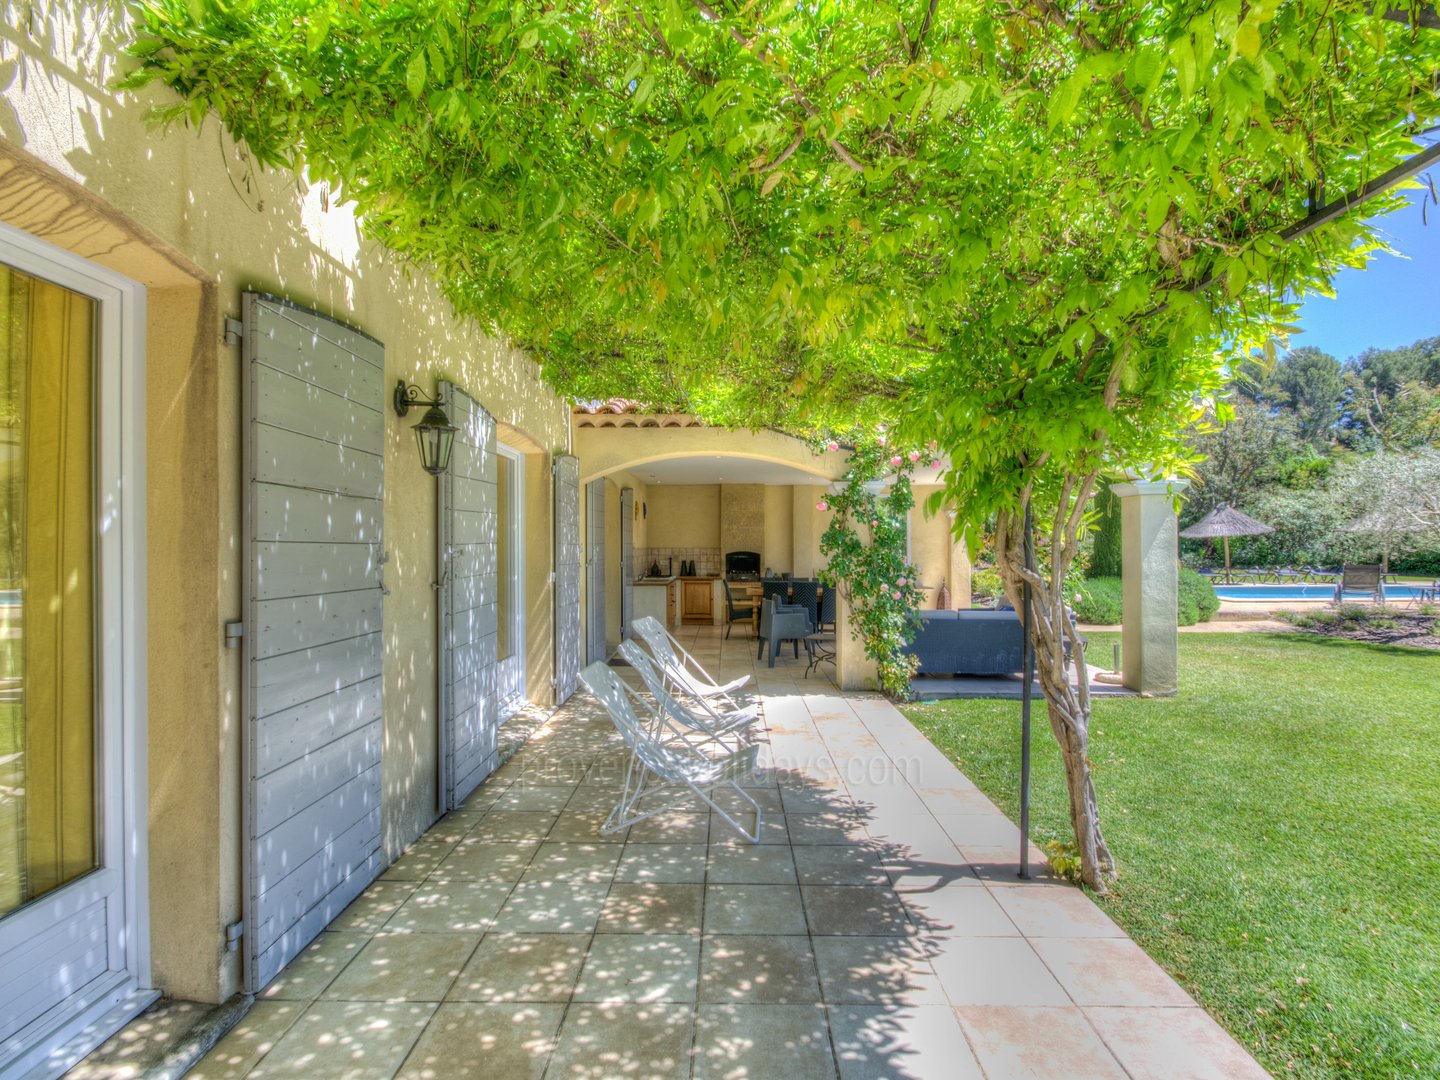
189,628,1268,1079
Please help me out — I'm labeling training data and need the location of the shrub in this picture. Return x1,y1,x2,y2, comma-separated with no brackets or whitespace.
1287,604,1407,631
1392,551,1440,576
970,567,1003,602
1073,577,1123,625
1178,568,1220,624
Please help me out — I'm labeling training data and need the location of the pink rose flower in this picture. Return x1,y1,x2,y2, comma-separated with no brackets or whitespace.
897,577,906,586
908,450,921,462
893,590,902,600
877,434,886,446
826,440,840,452
816,500,828,512
890,455,903,467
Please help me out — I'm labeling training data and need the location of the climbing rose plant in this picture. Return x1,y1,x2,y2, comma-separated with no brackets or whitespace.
819,437,934,700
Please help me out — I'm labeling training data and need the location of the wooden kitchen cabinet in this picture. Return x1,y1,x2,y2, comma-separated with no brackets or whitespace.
681,579,714,624
667,581,679,627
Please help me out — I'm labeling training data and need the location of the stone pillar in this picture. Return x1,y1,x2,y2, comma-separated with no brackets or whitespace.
1113,479,1188,697
834,590,879,691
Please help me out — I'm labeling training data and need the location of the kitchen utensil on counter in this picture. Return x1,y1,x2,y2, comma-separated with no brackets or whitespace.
650,562,661,577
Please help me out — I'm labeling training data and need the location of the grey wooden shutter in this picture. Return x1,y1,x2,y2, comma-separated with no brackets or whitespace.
586,479,606,662
438,382,499,809
619,487,634,640
242,294,385,991
553,455,582,703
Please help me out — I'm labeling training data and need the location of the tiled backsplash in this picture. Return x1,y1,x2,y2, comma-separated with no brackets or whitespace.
639,547,720,577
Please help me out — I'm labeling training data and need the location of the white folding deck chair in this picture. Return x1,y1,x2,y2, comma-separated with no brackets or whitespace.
631,616,749,709
580,661,762,844
617,640,760,745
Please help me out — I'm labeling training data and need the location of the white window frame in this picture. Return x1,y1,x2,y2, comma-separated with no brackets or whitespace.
0,220,151,1077
496,442,526,720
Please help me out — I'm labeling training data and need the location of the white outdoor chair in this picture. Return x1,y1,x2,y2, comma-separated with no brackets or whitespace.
631,616,750,708
617,640,760,746
580,661,763,843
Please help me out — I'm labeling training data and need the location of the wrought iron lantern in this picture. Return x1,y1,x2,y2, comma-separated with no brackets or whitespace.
393,380,457,476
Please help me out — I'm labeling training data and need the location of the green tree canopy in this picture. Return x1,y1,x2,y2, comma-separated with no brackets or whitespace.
125,0,1440,522
123,0,1440,888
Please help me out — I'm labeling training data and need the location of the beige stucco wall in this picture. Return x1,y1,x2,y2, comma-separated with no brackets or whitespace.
762,487,793,574
1,4,570,1004
909,484,972,608
575,424,844,485
647,485,721,549
792,486,834,576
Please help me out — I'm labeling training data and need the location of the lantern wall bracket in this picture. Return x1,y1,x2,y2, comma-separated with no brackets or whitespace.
394,380,445,417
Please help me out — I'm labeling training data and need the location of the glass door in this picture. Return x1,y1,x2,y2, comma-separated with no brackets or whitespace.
0,261,98,921
0,226,148,1077
495,444,525,720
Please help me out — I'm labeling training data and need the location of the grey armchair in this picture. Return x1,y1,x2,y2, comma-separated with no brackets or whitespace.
756,597,813,667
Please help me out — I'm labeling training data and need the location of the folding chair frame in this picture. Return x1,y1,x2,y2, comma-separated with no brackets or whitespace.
580,661,763,844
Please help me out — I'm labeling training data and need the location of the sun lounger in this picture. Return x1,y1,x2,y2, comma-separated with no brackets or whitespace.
579,661,762,843
631,616,750,708
617,640,760,745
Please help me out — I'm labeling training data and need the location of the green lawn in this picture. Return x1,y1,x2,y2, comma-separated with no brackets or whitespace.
900,632,1440,1080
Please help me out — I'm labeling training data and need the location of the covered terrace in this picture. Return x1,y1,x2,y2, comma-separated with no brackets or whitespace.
164,625,1267,1079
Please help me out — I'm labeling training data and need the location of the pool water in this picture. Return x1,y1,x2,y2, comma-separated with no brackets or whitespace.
1214,584,1427,601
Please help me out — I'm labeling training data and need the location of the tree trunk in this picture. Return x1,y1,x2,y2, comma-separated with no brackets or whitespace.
995,481,1115,892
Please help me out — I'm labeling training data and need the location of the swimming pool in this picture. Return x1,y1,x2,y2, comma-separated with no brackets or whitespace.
1214,584,1429,601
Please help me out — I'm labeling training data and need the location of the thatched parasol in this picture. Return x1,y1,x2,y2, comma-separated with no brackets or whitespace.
1179,503,1274,582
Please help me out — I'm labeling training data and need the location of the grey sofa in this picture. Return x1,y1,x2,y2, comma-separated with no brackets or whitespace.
905,610,1026,676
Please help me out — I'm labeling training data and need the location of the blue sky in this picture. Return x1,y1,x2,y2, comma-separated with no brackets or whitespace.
1291,179,1440,362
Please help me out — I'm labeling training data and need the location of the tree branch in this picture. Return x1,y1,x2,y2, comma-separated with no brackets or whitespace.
911,0,941,60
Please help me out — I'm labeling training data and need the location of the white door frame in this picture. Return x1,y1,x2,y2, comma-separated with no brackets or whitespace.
0,221,152,1078
495,442,525,720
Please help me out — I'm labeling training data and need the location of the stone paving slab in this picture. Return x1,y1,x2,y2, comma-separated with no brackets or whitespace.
177,626,1269,1080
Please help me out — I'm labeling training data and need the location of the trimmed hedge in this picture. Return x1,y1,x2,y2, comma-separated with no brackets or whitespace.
1073,569,1218,626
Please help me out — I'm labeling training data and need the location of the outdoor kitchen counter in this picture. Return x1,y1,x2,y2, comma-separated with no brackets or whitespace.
632,578,680,628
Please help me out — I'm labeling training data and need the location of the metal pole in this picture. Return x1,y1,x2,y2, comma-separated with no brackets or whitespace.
1019,503,1035,880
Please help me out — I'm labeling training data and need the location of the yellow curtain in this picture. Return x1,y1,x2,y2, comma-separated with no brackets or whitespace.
0,262,96,914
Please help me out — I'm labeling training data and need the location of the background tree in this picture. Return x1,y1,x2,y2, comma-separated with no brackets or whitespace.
126,0,1440,889
1329,450,1440,570
1087,485,1123,579
1239,346,1345,447
1184,398,1307,519
1341,336,1440,449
